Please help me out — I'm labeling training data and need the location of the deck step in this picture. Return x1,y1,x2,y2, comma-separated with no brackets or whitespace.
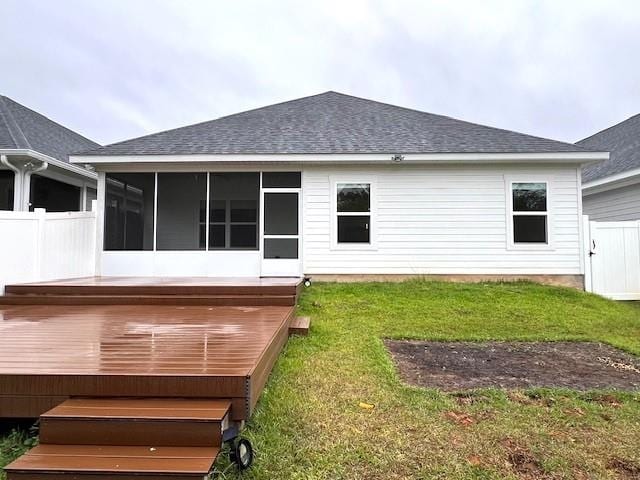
39,398,231,447
5,283,300,297
0,294,295,306
4,444,219,480
289,316,310,336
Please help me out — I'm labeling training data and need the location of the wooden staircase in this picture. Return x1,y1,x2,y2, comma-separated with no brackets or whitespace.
5,398,231,479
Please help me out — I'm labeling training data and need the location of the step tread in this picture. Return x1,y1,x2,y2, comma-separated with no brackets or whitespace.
43,398,231,421
5,445,218,474
289,316,310,335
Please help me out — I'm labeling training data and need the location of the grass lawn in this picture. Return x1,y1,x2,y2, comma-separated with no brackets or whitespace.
2,281,640,479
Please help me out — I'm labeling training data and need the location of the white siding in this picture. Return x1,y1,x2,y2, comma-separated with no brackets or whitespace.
302,163,582,275
583,184,640,221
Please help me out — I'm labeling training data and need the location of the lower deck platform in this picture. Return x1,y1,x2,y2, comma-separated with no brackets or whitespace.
0,303,295,420
1,276,305,478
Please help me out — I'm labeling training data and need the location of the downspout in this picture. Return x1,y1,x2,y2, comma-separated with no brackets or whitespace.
0,154,21,211
22,159,48,210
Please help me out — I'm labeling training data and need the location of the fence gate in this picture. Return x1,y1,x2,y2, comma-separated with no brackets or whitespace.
587,220,640,300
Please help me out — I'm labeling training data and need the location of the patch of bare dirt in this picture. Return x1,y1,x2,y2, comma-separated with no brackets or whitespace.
502,438,546,479
385,341,640,391
607,457,640,479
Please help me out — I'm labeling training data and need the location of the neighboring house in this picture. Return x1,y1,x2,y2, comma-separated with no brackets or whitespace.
71,92,607,287
0,96,99,212
579,114,640,221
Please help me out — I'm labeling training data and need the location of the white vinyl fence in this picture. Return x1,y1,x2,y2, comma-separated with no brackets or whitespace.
585,218,640,300
0,208,97,293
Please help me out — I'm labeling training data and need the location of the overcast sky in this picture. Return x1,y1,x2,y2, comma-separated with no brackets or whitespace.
1,0,639,146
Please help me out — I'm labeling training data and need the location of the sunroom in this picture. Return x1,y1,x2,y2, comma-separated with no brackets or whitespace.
99,170,302,277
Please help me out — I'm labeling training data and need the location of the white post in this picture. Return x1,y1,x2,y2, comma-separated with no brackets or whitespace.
21,171,32,211
89,199,98,277
81,184,88,211
34,208,47,280
582,215,593,293
95,172,105,276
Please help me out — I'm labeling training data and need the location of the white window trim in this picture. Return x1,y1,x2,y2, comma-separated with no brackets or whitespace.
505,176,554,251
330,176,377,251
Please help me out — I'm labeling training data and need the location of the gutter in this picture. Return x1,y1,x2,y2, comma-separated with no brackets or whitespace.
0,154,19,175
0,149,97,180
70,151,610,166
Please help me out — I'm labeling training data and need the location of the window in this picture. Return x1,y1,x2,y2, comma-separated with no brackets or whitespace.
104,173,155,250
0,170,14,210
511,182,548,244
262,172,301,188
209,173,259,249
156,173,207,250
30,175,81,212
336,183,371,244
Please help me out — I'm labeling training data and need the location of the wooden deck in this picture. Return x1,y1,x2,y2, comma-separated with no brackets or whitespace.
0,303,295,419
1,276,305,479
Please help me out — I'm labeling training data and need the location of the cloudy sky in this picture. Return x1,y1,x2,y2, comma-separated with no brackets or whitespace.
1,0,639,146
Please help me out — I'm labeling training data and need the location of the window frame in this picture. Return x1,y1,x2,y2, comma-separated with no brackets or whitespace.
330,176,377,250
505,177,553,250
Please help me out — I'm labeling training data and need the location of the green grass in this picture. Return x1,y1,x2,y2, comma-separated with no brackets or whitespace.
2,281,640,479
0,427,36,480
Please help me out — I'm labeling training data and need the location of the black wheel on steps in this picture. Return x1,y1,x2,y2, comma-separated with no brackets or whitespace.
230,438,254,470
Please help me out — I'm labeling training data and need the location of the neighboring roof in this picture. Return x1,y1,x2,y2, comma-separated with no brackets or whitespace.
79,91,594,157
0,96,100,162
579,114,640,183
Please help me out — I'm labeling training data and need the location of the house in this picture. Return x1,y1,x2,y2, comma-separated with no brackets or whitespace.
579,114,640,221
0,96,99,212
70,92,608,287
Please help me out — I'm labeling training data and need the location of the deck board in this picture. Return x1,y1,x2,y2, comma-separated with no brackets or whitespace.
6,444,219,474
0,303,295,418
6,276,302,296
44,398,231,420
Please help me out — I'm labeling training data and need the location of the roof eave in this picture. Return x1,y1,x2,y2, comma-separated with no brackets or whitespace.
582,166,640,195
0,149,98,180
71,151,609,165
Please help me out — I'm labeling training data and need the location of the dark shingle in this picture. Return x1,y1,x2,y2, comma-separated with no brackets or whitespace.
578,114,640,183
79,92,592,156
0,96,100,162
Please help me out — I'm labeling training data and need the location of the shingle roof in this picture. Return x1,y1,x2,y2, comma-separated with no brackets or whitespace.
578,114,640,183
0,96,100,162
79,91,592,156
